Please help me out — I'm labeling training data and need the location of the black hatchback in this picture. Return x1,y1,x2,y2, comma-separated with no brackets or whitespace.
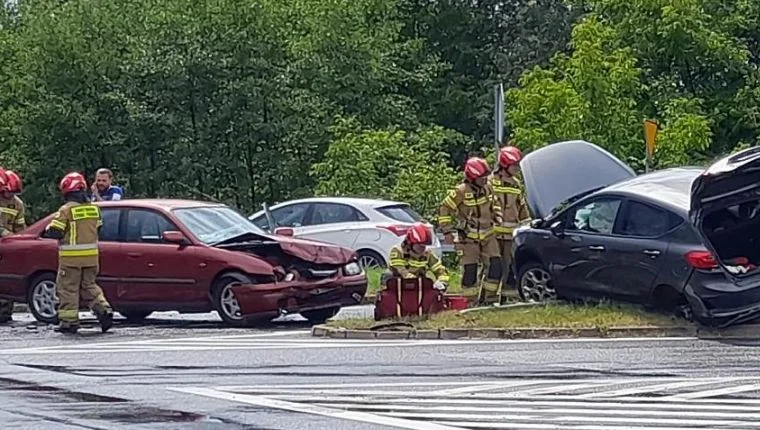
512,141,760,327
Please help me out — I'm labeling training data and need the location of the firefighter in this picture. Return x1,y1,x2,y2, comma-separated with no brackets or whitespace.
43,172,114,334
0,169,25,323
381,222,449,290
438,157,503,305
489,146,530,303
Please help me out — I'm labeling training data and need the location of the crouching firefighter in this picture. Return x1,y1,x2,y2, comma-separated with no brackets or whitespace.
381,222,449,290
489,145,530,303
438,157,503,306
43,172,114,334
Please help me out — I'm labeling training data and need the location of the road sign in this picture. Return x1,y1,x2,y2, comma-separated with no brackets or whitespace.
644,119,658,158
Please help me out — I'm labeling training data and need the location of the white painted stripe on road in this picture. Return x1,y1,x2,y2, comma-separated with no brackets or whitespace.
262,395,760,412
507,381,644,397
665,383,760,399
577,379,727,398
170,387,464,430
380,411,759,427
431,381,556,395
0,335,700,355
314,402,760,420
431,422,724,430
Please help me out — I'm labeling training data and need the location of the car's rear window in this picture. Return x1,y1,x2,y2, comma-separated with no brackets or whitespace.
375,205,422,223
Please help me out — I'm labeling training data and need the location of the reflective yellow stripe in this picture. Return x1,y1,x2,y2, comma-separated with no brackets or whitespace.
390,259,407,266
437,275,450,282
14,218,25,224
463,196,489,206
69,219,77,245
493,186,520,194
466,229,493,240
431,261,444,272
437,215,453,224
0,207,18,216
49,220,67,230
59,248,99,257
494,226,513,234
443,197,457,209
408,261,427,268
70,205,100,220
58,309,79,321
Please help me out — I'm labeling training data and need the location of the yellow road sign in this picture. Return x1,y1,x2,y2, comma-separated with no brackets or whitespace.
644,119,659,158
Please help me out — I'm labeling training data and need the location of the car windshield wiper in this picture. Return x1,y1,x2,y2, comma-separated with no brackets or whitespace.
545,186,605,219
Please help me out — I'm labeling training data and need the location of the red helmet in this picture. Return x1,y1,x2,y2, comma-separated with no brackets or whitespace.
464,157,490,181
5,170,22,193
498,146,522,168
0,168,9,193
59,172,87,194
406,222,432,245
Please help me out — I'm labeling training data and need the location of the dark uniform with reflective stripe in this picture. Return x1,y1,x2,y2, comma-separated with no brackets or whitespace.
381,244,450,286
438,182,503,304
0,196,25,320
45,202,112,330
489,174,530,300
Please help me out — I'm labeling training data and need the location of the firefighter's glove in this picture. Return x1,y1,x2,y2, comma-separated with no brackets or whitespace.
433,280,447,291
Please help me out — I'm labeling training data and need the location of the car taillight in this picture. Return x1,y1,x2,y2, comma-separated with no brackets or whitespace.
685,251,718,269
380,225,411,236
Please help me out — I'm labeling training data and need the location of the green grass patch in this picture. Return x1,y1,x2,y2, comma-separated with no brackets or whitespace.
365,267,462,296
328,302,685,330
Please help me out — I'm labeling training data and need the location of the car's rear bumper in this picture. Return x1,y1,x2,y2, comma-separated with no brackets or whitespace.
231,275,368,319
684,281,760,328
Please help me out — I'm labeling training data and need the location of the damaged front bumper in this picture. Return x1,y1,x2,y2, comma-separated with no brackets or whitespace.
229,275,368,320
684,282,760,328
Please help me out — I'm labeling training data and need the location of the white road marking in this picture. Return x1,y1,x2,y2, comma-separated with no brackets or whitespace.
664,383,760,399
174,378,760,429
170,387,463,430
0,334,701,355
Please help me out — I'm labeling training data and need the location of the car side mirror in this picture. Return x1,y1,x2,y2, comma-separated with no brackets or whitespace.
549,220,565,237
162,230,190,245
274,227,294,236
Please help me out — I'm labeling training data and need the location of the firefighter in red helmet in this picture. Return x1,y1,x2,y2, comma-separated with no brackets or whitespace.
382,222,449,290
0,168,25,323
438,157,503,305
489,145,531,303
43,172,114,334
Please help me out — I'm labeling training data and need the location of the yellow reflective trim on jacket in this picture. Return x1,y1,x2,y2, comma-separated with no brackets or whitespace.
0,207,18,216
494,226,514,234
437,215,453,224
70,205,100,220
407,260,428,268
390,259,407,266
14,217,25,225
437,275,450,283
443,197,457,210
48,219,67,231
492,186,520,194
463,196,489,206
466,229,493,240
59,248,99,257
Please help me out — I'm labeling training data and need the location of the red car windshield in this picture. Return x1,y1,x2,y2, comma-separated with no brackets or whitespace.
173,206,266,244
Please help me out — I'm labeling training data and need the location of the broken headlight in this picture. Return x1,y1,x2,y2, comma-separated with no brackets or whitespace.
343,262,363,276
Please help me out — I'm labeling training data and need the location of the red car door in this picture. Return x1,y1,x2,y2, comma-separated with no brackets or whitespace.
118,208,208,305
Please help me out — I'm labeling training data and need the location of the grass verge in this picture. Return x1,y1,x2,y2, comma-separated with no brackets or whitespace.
328,302,685,330
365,267,462,296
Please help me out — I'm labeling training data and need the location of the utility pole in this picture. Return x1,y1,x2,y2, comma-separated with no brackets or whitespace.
494,83,504,163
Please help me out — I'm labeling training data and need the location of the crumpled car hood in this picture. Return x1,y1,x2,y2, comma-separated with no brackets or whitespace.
213,232,356,264
520,140,636,219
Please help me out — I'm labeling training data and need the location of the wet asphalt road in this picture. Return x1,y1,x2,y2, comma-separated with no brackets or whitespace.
2,307,760,429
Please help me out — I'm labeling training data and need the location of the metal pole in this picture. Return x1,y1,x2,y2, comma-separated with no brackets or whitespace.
494,83,504,156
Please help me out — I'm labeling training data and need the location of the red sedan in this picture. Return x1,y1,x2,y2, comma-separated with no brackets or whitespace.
0,199,368,326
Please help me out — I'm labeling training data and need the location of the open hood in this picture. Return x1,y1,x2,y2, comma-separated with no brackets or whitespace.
520,140,636,219
690,146,760,219
212,232,356,265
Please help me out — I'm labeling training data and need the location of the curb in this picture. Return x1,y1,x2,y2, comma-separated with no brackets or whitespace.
311,324,701,340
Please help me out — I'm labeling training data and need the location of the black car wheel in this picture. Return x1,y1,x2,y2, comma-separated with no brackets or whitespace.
212,272,256,327
517,261,557,303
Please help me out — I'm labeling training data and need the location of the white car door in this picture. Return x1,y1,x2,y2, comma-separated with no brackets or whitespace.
296,202,364,248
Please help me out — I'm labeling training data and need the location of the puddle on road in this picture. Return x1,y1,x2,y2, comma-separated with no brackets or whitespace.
0,377,256,427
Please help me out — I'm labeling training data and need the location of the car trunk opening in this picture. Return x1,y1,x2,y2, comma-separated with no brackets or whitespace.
692,146,760,279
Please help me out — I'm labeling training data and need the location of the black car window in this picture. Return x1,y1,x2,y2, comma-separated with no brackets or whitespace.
617,200,682,237
99,208,121,242
270,204,310,228
125,209,178,243
567,198,622,235
307,203,367,225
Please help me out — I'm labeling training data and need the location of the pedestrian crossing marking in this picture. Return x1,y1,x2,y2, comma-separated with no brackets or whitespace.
0,333,697,355
172,378,760,429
